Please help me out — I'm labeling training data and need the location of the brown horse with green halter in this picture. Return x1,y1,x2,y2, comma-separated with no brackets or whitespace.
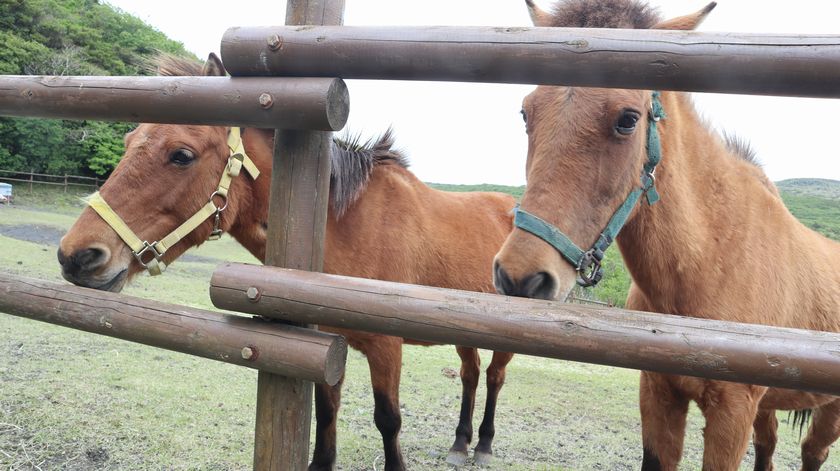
494,1,840,470
58,54,516,470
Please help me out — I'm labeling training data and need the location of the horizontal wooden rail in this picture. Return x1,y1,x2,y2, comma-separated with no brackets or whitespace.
0,177,93,188
0,75,349,130
222,26,840,98
0,169,99,181
210,263,840,395
0,273,346,385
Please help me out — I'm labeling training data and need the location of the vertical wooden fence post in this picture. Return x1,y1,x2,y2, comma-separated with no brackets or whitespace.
252,1,345,470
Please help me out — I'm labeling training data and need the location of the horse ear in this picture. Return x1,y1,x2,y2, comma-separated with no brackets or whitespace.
652,2,716,30
526,0,553,27
201,52,227,76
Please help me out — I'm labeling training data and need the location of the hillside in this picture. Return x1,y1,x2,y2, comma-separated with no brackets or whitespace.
0,0,193,176
777,178,840,200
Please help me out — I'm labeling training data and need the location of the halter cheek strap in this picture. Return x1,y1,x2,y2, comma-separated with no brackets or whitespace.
88,127,260,276
513,91,665,288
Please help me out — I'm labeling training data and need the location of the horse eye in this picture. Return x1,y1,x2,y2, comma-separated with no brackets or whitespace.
615,111,640,136
169,149,195,166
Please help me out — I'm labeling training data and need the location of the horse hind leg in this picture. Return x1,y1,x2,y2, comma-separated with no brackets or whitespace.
752,408,778,471
367,336,407,471
473,350,514,466
446,346,480,467
801,400,840,471
309,375,345,471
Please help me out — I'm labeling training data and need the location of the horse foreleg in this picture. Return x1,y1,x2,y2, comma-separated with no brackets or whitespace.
368,337,406,471
446,346,480,466
309,375,345,471
752,408,778,471
640,372,690,471
801,400,840,471
698,382,766,471
474,350,514,466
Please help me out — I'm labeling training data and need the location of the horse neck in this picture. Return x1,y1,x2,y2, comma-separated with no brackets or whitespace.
616,92,830,322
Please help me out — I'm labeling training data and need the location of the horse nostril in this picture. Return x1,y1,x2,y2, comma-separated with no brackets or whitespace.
521,272,557,300
60,247,108,275
75,247,106,270
494,261,516,296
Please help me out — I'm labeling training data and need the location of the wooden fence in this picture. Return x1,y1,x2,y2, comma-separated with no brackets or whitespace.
0,168,102,192
1,0,839,469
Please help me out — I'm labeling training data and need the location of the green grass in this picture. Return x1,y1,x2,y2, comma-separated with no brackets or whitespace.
780,191,840,241
0,194,835,470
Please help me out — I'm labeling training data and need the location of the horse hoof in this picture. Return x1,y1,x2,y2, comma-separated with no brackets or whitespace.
446,449,468,467
474,450,493,467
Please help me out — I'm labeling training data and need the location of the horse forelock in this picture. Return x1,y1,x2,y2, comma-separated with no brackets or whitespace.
547,0,661,28
330,128,408,218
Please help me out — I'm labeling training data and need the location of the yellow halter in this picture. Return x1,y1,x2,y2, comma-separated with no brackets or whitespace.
87,127,260,276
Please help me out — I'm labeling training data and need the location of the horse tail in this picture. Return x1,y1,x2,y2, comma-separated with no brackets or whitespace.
788,409,813,438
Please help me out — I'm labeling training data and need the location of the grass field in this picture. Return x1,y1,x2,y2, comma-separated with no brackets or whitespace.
0,191,834,470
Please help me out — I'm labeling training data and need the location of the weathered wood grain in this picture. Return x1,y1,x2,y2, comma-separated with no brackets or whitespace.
0,273,346,384
0,75,348,130
252,1,346,470
221,26,840,98
211,263,840,396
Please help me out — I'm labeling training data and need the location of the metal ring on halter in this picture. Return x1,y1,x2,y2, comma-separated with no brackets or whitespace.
576,249,604,288
210,191,229,212
133,241,163,268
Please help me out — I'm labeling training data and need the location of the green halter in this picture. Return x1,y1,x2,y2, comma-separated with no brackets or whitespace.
513,91,665,287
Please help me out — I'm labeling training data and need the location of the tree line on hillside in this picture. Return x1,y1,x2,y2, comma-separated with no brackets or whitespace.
0,0,193,176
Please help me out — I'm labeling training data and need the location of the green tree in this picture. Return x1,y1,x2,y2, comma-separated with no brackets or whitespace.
0,0,194,177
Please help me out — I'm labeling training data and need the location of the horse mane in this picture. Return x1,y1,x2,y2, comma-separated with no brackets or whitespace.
722,131,760,168
145,52,204,76
544,0,661,28
331,129,409,218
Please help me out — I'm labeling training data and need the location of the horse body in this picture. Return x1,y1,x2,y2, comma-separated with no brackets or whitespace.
227,129,516,470
494,1,840,469
57,55,516,470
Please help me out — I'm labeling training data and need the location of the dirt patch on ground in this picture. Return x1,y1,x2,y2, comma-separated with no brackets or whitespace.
0,224,64,246
0,224,216,263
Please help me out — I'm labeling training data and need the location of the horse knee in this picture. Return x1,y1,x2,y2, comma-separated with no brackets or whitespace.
485,365,506,390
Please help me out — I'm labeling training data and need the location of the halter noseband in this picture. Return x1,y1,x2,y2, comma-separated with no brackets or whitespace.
87,127,260,276
513,91,665,288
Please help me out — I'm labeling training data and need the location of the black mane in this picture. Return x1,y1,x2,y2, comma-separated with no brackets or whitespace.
330,128,408,218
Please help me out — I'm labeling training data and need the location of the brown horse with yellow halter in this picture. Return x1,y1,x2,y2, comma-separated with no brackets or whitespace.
58,54,516,470
494,1,840,470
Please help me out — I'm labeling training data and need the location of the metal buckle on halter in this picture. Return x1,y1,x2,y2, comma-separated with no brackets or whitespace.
576,249,604,288
133,241,164,268
208,191,228,240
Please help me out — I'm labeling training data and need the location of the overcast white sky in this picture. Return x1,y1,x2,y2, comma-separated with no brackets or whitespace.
105,0,840,185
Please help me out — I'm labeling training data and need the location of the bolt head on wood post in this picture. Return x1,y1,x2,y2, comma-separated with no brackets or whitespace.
267,34,283,51
246,286,261,302
258,93,274,109
241,346,256,360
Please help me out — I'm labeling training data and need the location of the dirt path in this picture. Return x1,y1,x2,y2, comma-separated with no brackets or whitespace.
0,223,216,263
